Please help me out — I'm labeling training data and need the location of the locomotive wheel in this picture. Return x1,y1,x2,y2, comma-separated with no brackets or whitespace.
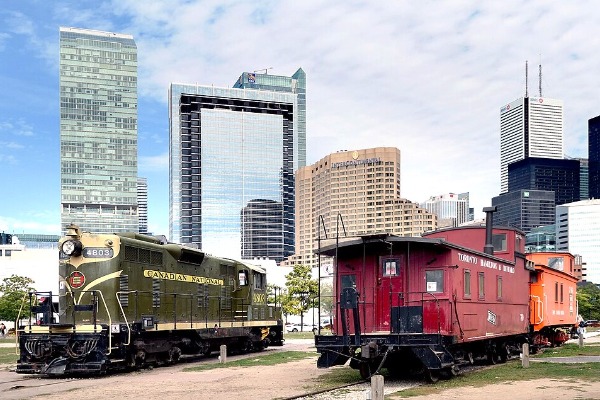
424,369,439,383
440,365,459,379
168,347,181,364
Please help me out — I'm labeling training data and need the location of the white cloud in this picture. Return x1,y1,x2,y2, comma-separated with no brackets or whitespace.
107,0,600,217
4,0,600,233
139,152,169,172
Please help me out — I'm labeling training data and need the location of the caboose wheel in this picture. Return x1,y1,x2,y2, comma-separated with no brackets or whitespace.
487,351,498,365
359,362,371,380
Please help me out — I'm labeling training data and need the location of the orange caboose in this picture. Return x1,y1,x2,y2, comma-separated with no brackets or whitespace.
528,252,578,346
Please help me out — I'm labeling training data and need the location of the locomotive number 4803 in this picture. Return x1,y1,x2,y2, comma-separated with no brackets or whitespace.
82,247,114,258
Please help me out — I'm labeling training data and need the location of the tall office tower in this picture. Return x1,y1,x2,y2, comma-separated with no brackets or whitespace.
420,192,470,228
556,199,600,283
491,189,555,234
233,68,306,167
284,147,437,269
169,83,298,262
137,177,148,234
500,96,563,193
507,157,580,205
589,115,600,199
572,157,589,200
59,27,138,233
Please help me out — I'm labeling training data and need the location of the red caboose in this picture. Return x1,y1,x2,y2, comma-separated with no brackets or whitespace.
315,218,532,380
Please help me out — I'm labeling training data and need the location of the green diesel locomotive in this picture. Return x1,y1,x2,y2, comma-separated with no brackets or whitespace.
17,224,284,375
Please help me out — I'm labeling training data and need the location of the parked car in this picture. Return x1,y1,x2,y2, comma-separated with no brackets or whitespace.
320,319,332,330
286,323,317,333
585,319,600,327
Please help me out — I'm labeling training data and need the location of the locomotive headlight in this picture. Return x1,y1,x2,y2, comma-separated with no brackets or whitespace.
61,239,83,257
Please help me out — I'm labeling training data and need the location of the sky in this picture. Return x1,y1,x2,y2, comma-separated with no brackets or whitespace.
1,0,600,238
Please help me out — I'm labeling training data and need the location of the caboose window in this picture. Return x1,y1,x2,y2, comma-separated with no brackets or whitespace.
478,272,485,299
555,282,558,302
492,233,507,252
425,270,443,293
464,270,471,297
560,283,564,303
382,259,398,276
497,276,503,301
341,274,356,289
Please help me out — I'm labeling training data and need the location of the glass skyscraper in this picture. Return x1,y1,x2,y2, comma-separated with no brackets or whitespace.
233,68,306,167
169,84,298,262
59,27,138,233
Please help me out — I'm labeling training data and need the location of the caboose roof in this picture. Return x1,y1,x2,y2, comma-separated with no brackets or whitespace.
315,233,525,267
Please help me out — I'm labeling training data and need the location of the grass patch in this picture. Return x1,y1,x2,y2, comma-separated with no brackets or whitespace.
390,360,600,398
285,331,318,340
0,347,19,365
534,343,600,358
183,350,314,372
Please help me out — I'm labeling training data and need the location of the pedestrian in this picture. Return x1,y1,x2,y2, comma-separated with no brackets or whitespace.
577,316,586,339
0,323,6,337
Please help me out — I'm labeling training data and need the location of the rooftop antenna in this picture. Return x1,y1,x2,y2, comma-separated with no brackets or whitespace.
253,67,273,74
539,55,542,97
525,60,529,97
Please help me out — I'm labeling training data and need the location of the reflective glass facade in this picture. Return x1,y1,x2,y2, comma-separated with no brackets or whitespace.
233,68,306,167
59,27,138,233
169,84,297,261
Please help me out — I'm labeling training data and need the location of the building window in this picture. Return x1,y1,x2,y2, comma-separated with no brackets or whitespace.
497,276,502,301
382,259,398,276
464,270,471,297
426,270,443,293
478,272,485,299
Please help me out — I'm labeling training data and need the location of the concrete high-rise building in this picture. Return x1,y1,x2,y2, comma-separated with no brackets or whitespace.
169,83,298,261
556,199,600,283
500,96,563,193
420,192,470,228
59,27,138,233
233,68,306,167
285,147,437,269
508,157,580,205
491,189,555,234
137,177,148,234
589,115,600,199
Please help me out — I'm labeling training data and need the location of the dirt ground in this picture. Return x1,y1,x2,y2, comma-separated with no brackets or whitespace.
2,338,600,400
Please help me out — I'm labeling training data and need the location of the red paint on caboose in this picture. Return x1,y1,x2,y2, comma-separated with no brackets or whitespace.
331,227,531,342
315,223,535,379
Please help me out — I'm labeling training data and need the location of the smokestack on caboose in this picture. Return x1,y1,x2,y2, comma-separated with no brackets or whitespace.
483,206,497,255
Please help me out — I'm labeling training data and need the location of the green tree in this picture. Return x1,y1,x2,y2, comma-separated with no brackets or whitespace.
577,282,600,321
0,275,36,322
282,264,318,329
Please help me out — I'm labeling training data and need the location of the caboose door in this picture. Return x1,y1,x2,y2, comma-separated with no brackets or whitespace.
376,258,402,332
